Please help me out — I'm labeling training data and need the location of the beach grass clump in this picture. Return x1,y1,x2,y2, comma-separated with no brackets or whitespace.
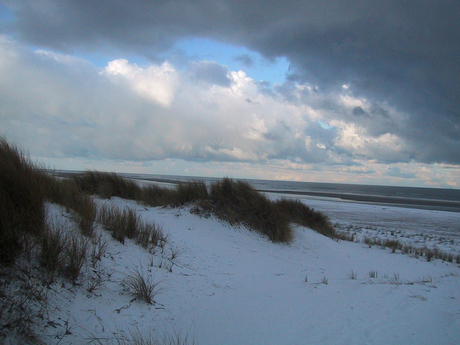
73,171,142,200
44,177,97,237
65,233,90,281
98,205,167,248
382,238,402,253
275,198,337,238
141,184,177,206
174,181,209,205
348,271,358,280
369,270,378,278
140,180,208,207
123,269,161,304
209,178,293,242
136,222,167,252
0,138,48,264
98,205,135,243
40,220,90,282
40,223,66,277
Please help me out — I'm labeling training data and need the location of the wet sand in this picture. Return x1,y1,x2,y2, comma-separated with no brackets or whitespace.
261,189,460,212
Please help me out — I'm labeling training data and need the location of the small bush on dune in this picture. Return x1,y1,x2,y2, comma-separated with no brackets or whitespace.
116,325,197,345
73,193,97,237
98,205,129,243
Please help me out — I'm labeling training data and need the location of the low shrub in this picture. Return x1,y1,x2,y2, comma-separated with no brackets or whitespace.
90,235,108,267
382,238,402,253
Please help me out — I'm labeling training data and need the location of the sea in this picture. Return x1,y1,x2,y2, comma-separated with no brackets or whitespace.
116,172,460,213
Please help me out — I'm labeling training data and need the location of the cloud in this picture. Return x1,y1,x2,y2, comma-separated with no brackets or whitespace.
188,60,231,87
233,54,255,68
2,36,409,168
104,59,178,107
4,0,458,165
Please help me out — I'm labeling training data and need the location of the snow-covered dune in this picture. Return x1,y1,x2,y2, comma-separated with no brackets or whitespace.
38,197,460,344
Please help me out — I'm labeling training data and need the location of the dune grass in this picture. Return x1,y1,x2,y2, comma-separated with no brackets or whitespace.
63,171,337,243
275,198,336,238
74,170,209,207
207,178,293,242
0,138,47,264
74,170,143,200
98,205,167,251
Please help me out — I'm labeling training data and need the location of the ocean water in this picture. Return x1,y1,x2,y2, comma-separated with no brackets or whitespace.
122,173,460,213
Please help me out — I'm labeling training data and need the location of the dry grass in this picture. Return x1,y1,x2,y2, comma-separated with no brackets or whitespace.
45,177,97,237
338,232,458,263
136,222,168,253
275,198,337,238
65,172,336,243
98,205,167,249
123,269,162,305
209,178,293,242
73,171,142,200
113,326,197,345
65,233,89,281
40,224,66,278
0,138,47,264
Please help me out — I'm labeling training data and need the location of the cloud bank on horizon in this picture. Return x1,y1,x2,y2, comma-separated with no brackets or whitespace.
0,0,459,187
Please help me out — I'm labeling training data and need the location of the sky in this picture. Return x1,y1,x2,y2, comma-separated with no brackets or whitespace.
0,1,459,188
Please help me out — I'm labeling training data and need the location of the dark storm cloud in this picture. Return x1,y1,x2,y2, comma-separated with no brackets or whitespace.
4,0,460,164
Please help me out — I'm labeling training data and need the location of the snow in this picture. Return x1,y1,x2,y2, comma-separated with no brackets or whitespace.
31,196,460,344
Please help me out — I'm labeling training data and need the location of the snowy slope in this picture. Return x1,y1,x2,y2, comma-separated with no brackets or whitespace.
36,197,460,344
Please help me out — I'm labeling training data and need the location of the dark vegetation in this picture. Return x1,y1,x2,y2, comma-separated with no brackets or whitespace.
0,138,47,264
73,171,338,243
